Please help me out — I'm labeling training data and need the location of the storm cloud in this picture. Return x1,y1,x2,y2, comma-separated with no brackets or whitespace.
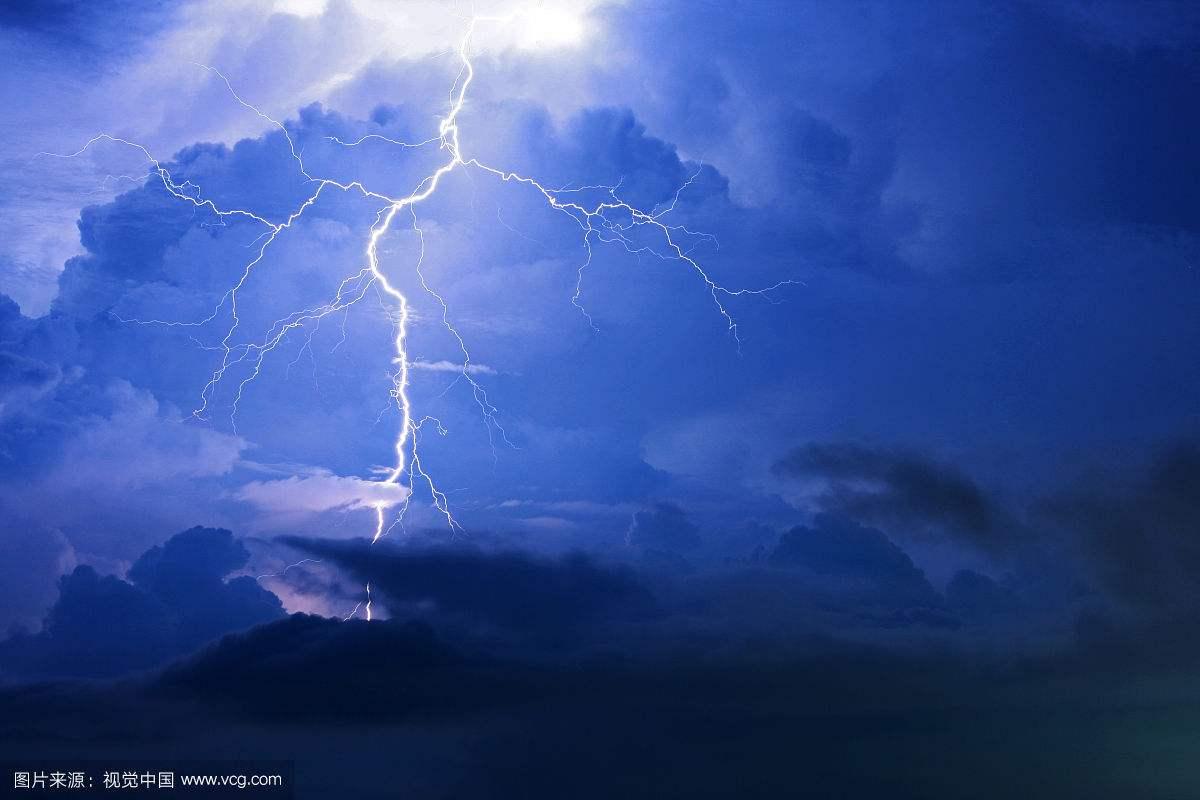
280,536,657,646
774,442,997,544
0,526,283,679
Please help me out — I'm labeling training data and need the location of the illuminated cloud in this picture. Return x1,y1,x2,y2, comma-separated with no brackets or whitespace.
50,381,245,491
236,471,410,514
407,359,497,376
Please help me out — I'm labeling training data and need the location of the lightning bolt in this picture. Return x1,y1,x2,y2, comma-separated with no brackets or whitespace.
255,558,323,582
41,11,796,621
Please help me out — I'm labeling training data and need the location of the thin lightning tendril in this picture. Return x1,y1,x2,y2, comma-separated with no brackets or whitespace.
41,13,796,621
255,558,323,582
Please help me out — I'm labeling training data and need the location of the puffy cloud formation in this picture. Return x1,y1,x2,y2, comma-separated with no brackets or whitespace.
0,0,1194,640
49,382,245,492
0,526,283,678
0,86,755,557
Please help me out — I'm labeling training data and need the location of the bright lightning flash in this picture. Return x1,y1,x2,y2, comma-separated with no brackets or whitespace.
43,11,795,620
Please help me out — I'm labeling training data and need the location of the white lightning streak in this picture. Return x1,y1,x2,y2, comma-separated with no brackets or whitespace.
255,558,322,582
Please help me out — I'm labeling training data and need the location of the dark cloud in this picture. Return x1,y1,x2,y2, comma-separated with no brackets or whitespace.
774,442,996,544
945,569,1021,621
0,294,21,334
0,0,179,58
130,526,249,586
0,527,283,679
128,526,285,651
0,524,74,634
1046,440,1200,611
558,108,691,210
2,610,1193,799
155,613,531,721
0,565,177,678
769,514,941,609
625,501,701,553
280,537,656,647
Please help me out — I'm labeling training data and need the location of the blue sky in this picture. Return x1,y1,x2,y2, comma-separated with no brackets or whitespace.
0,0,1198,666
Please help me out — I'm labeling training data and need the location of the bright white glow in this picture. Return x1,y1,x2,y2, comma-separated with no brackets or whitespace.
272,0,328,17
517,6,586,50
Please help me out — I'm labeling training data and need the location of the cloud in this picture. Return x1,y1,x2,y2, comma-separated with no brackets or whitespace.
504,499,637,513
0,373,251,560
4,606,1193,799
280,536,656,645
0,565,178,679
48,381,245,491
769,514,940,609
236,471,409,514
0,526,283,679
625,501,701,553
0,351,62,420
155,613,527,721
0,59,760,566
127,526,285,650
774,442,995,544
0,524,76,634
0,0,176,45
0,3,1196,793
407,360,497,376
0,0,1194,692
1045,440,1200,611
945,569,1021,621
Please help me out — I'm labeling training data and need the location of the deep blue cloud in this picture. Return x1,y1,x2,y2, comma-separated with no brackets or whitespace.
280,536,656,646
0,527,282,678
0,0,178,56
1045,440,1200,610
770,514,940,608
945,569,1021,621
155,614,505,721
626,501,701,553
773,442,996,544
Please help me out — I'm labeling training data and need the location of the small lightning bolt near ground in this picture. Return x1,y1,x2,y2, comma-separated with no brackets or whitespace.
41,11,796,620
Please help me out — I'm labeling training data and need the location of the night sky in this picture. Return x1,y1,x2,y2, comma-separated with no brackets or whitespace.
1,1,1198,797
